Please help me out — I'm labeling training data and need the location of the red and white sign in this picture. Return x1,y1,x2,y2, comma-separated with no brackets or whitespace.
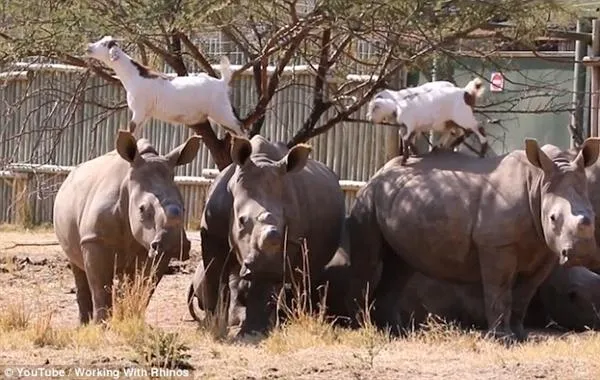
490,72,504,92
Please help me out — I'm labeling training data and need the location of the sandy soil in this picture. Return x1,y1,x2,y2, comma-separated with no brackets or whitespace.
1,228,600,380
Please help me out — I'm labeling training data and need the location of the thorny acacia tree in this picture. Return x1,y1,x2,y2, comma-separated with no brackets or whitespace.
0,0,573,169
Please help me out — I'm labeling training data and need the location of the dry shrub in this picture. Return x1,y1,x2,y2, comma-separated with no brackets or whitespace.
0,255,21,273
196,292,230,342
188,259,230,341
0,298,31,331
135,328,193,370
108,259,158,342
69,324,106,348
110,264,156,322
30,310,69,348
264,240,341,352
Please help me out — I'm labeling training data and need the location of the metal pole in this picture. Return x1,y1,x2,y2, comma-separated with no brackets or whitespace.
571,19,588,148
591,19,600,138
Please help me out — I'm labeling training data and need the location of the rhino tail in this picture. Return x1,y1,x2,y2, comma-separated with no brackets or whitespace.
187,282,203,323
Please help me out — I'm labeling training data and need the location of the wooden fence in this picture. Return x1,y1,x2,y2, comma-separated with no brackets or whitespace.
0,63,401,183
0,163,365,228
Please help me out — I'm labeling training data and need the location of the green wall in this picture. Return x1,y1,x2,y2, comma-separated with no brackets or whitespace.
416,54,579,156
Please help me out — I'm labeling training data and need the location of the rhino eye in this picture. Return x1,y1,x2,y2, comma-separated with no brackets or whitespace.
238,215,248,228
550,213,557,222
139,204,152,219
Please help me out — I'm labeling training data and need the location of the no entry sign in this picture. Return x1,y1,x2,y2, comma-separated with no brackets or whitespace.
490,72,504,92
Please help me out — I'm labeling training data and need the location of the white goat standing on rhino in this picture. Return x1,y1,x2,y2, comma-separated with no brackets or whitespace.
368,78,486,163
85,36,244,137
367,80,456,124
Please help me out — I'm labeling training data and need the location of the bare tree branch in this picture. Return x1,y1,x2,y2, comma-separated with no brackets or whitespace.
178,32,218,78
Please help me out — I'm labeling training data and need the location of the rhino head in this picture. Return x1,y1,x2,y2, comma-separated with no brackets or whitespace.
538,266,600,330
115,131,200,264
227,136,312,282
525,137,600,267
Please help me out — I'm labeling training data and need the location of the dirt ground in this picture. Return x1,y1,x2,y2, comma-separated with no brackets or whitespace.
1,228,600,380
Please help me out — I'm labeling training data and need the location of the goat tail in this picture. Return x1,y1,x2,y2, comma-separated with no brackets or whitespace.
366,98,378,122
464,77,485,99
219,56,233,84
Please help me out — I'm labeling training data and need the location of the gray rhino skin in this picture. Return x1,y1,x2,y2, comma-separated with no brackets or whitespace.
393,143,600,332
345,137,600,341
321,227,600,332
54,131,200,324
193,135,345,334
365,265,600,332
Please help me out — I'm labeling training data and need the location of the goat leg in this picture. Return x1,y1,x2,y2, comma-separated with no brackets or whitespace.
476,126,488,157
406,131,418,156
398,137,405,158
401,131,416,165
401,138,409,165
128,121,137,134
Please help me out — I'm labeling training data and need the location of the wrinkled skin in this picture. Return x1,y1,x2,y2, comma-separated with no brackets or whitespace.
345,137,600,342
343,265,600,333
53,131,199,324
194,135,345,335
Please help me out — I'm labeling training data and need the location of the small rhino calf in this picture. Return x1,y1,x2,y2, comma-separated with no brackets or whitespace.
53,130,200,324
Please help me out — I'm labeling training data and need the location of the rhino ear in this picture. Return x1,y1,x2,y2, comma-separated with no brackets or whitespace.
573,137,600,169
166,135,201,167
278,143,312,174
231,135,252,166
116,130,139,163
525,138,555,174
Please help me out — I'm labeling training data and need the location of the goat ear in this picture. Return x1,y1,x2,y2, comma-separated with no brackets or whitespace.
115,130,139,163
230,135,253,167
525,138,556,174
166,135,202,167
277,143,312,174
109,46,121,62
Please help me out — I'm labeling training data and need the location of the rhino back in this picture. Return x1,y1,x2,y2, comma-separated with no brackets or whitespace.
201,164,236,237
53,151,130,268
366,150,542,282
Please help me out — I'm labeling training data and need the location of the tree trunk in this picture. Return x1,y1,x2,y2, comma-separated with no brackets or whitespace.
188,121,233,170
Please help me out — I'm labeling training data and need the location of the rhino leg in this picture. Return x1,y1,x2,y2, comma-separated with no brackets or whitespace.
346,202,387,328
70,262,93,325
228,264,246,327
238,279,277,336
81,242,115,323
200,227,231,314
372,252,412,336
510,257,557,340
479,250,517,342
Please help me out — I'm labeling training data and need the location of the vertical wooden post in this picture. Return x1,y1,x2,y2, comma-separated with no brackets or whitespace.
384,123,400,163
12,173,32,227
571,20,588,147
384,67,402,163
591,19,600,137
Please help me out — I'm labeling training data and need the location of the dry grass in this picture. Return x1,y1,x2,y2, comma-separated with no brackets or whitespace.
3,229,600,379
0,298,32,330
0,223,54,233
